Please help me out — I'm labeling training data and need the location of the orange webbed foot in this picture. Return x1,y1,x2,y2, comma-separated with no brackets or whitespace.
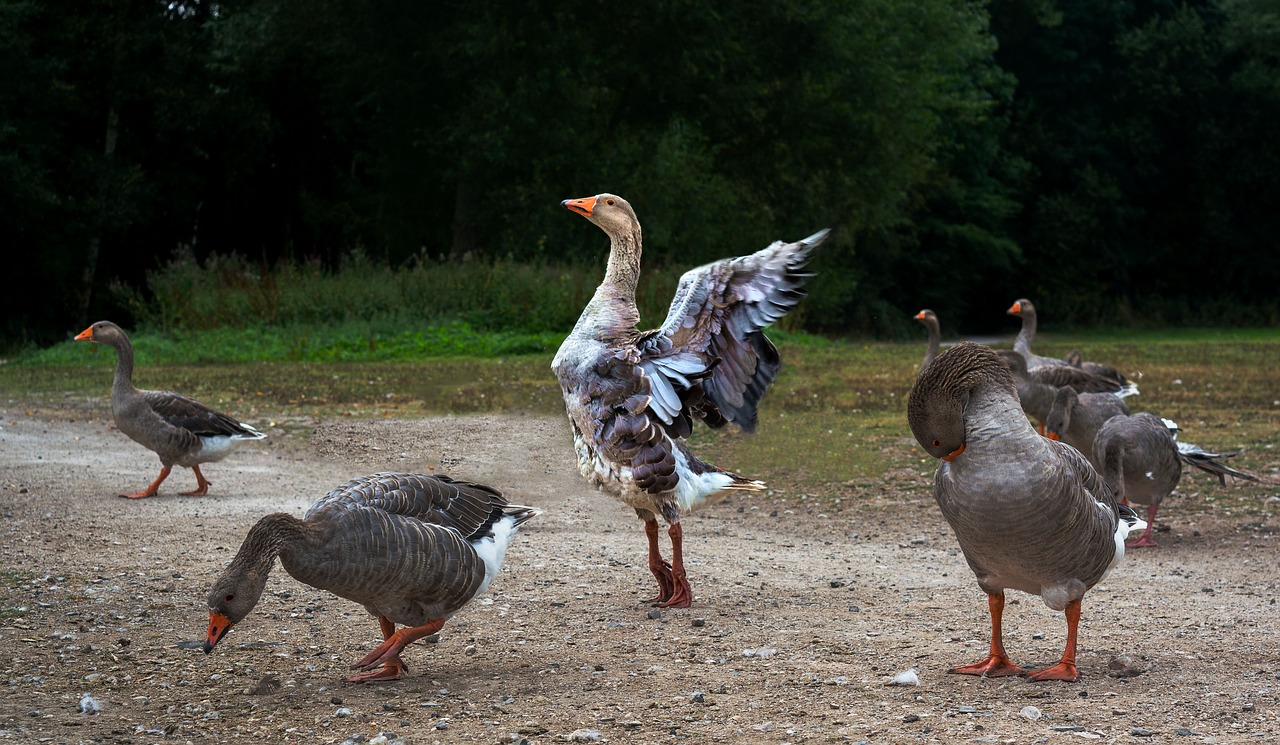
1026,661,1079,682
949,654,1024,678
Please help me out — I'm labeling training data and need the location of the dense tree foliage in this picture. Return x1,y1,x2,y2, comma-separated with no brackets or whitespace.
2,0,1277,350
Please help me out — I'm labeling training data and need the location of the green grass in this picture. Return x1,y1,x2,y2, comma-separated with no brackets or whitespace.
5,328,1276,505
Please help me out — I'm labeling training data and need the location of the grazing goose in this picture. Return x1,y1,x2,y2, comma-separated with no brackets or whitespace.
1043,386,1130,457
204,472,539,682
913,309,940,371
908,342,1144,682
1007,298,1133,388
74,321,266,498
1092,414,1181,548
999,351,1136,415
553,193,825,608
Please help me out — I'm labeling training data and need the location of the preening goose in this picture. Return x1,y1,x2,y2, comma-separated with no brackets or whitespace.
204,472,539,682
553,193,825,608
913,309,940,372
1007,298,1134,390
908,342,1144,682
1092,414,1181,548
74,321,266,498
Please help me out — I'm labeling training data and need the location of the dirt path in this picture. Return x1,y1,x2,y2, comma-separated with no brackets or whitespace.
1,404,1277,743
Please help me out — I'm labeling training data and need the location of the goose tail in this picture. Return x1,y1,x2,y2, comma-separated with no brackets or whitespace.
1176,441,1260,485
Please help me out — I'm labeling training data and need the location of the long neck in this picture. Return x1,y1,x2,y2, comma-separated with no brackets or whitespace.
962,385,1044,466
109,336,136,394
1014,310,1037,354
227,513,313,584
582,228,643,334
923,321,940,368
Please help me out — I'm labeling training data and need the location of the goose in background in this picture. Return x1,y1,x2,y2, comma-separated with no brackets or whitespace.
553,193,825,608
914,309,940,371
1043,386,1131,456
1007,298,1134,391
74,321,266,498
204,472,539,682
908,342,1144,681
1093,414,1182,548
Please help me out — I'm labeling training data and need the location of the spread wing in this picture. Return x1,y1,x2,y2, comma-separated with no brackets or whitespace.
638,228,827,433
141,389,262,438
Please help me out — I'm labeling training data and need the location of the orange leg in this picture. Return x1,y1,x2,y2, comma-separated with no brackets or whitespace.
348,616,444,683
643,518,676,604
120,466,171,499
950,591,1024,677
1027,599,1081,682
1126,503,1159,548
179,465,212,497
656,522,693,609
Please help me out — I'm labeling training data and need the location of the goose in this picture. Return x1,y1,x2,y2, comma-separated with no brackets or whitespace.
908,342,1144,681
1007,299,1133,389
998,351,1136,420
74,321,266,498
553,193,825,608
1043,385,1130,457
204,472,539,682
1091,414,1181,548
913,309,940,371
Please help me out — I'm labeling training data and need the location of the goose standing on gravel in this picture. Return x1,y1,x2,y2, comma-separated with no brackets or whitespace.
75,321,266,498
913,309,941,371
1092,414,1181,548
204,472,539,682
553,193,825,608
908,342,1144,681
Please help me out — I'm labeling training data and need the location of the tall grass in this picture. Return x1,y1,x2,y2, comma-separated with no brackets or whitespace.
109,246,793,337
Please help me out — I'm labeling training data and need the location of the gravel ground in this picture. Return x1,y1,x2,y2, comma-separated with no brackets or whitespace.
1,403,1278,744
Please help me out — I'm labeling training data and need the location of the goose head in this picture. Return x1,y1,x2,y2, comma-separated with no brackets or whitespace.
74,320,127,346
908,342,1017,461
562,193,641,238
1006,298,1035,317
203,567,269,653
914,309,937,326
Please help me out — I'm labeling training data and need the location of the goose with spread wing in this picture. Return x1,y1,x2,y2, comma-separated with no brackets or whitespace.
204,472,539,682
75,321,266,498
908,342,1144,681
553,193,825,608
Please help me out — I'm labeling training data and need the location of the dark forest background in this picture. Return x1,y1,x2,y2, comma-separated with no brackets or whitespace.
3,0,1278,351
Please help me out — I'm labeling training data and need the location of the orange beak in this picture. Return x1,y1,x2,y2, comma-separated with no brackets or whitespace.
203,611,234,653
74,326,94,342
1045,432,1060,441
1007,301,1022,316
562,196,598,216
914,311,927,320
942,443,966,462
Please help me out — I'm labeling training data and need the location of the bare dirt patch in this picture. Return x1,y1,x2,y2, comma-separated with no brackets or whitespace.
1,402,1278,744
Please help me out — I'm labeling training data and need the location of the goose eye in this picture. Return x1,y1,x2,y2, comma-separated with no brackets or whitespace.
224,594,235,602
932,439,941,448
605,198,615,205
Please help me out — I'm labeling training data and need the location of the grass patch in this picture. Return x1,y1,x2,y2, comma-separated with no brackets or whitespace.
2,331,1277,510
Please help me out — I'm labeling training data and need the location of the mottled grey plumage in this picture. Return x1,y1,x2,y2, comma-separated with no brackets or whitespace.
75,320,266,497
913,309,940,372
1093,414,1182,547
1044,386,1131,459
908,341,1143,682
553,193,824,607
205,472,538,681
